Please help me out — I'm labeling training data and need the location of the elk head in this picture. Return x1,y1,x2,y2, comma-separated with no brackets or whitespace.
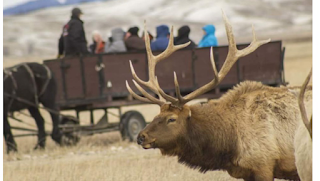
126,11,270,151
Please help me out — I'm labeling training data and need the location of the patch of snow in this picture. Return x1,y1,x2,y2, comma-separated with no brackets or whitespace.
292,14,312,25
57,0,67,4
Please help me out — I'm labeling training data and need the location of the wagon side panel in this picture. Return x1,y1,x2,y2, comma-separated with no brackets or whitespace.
63,57,85,100
82,56,101,99
102,53,148,98
238,41,283,85
194,46,239,90
156,49,194,93
43,60,65,103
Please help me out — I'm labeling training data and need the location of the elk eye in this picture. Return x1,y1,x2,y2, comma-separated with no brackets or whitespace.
168,118,176,123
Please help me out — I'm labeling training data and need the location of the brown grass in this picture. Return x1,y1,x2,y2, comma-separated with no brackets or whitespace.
4,133,242,181
3,40,312,181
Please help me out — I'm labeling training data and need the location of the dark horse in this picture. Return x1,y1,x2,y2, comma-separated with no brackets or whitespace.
4,62,63,153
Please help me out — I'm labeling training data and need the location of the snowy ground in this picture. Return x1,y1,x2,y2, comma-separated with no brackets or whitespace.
3,0,312,59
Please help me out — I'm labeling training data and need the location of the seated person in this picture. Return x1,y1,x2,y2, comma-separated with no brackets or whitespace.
105,28,127,53
142,31,154,42
174,25,196,49
124,26,145,51
151,25,170,51
198,24,218,48
89,30,105,54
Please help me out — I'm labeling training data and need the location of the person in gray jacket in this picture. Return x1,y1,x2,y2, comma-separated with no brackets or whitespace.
105,28,127,53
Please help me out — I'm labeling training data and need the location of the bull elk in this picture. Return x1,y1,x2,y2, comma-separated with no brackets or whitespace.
294,69,312,181
126,11,312,181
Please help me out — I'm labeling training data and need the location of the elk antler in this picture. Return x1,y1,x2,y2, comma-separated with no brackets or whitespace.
125,21,190,105
155,10,270,107
126,10,270,108
298,69,312,139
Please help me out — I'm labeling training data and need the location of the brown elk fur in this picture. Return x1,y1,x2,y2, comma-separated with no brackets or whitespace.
139,81,312,181
294,121,312,181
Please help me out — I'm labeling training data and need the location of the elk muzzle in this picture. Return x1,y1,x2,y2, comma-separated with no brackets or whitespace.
137,132,145,145
137,132,156,149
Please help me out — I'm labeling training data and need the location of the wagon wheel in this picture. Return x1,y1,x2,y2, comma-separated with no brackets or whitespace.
59,115,81,146
120,111,146,142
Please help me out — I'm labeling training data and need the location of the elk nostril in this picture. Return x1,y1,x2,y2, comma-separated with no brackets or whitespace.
137,134,145,145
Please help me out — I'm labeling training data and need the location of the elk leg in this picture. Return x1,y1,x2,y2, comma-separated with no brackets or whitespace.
3,111,17,153
244,178,254,181
252,166,274,181
28,107,46,149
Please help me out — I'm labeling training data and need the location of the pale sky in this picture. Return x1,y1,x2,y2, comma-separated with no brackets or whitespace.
3,0,37,9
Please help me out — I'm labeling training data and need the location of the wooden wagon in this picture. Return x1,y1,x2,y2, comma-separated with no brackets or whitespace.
42,40,285,141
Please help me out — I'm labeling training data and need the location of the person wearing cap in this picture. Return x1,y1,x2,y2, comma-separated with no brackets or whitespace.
124,26,145,51
62,7,89,56
150,25,170,51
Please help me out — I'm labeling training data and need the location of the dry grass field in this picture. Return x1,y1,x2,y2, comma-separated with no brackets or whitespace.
3,39,312,181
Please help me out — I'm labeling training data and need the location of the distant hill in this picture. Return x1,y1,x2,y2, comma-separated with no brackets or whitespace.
3,0,106,16
3,0,312,58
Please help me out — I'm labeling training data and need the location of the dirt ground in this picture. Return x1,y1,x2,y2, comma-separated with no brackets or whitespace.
3,39,312,181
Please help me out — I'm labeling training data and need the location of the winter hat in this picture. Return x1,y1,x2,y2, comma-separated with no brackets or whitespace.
156,25,170,38
202,25,216,35
72,7,83,16
178,25,191,37
128,27,139,36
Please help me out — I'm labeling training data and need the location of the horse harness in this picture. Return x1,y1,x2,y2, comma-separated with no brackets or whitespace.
4,69,18,112
4,63,52,110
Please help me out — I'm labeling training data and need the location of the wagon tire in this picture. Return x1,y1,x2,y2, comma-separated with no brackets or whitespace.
120,111,146,142
59,116,81,146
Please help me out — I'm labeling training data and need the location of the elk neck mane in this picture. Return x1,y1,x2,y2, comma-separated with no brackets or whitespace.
219,81,312,104
161,81,292,173
168,101,238,173
217,81,276,104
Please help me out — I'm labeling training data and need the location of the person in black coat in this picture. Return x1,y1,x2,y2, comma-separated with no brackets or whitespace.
60,7,89,57
174,25,196,49
58,34,64,58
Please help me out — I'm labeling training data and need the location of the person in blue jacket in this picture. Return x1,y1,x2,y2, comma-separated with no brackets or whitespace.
151,25,170,51
198,24,218,48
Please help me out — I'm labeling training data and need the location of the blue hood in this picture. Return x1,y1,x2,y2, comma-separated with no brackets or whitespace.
156,25,170,38
198,24,218,48
202,25,216,35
